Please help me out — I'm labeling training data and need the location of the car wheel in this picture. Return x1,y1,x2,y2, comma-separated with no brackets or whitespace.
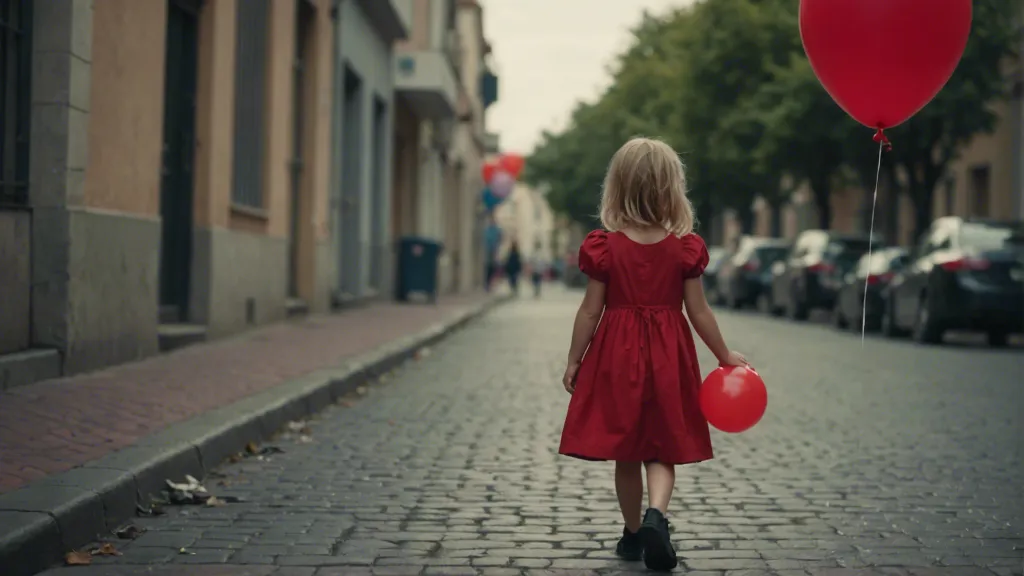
987,331,1009,348
833,306,848,329
787,287,809,321
912,295,943,345
882,300,908,338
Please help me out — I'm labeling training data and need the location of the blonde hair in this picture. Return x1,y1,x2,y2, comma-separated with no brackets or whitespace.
599,137,695,236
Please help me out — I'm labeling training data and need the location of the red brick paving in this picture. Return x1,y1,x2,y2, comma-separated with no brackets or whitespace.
0,293,495,494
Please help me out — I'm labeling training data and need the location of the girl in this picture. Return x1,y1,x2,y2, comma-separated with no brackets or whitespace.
558,137,749,572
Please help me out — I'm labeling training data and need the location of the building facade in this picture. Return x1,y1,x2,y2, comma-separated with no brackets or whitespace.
493,184,556,266
0,0,500,390
331,0,407,304
392,0,497,296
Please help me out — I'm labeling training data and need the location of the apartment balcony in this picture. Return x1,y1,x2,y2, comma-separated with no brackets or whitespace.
350,0,409,42
395,50,459,120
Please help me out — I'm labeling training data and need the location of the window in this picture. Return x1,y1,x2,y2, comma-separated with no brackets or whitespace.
231,0,270,208
0,0,31,208
969,165,990,218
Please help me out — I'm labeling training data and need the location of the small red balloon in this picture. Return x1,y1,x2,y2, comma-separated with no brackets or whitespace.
699,366,767,434
482,161,499,184
498,154,525,179
799,0,972,130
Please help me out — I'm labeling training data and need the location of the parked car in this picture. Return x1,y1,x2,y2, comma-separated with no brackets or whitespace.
769,230,879,320
833,247,909,331
717,237,790,309
703,246,729,305
882,217,1024,346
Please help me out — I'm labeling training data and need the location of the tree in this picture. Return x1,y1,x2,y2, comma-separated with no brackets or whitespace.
524,8,693,227
881,0,1021,242
669,0,802,233
746,55,860,230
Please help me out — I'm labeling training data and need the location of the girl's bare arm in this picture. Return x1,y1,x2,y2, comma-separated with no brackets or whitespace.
682,277,731,363
567,279,606,364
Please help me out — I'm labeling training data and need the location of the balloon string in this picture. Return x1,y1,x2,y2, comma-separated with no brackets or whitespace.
861,137,886,346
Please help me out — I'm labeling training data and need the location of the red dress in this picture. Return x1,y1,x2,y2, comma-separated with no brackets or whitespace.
559,230,713,465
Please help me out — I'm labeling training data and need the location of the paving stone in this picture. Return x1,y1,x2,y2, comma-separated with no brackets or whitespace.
63,292,1024,575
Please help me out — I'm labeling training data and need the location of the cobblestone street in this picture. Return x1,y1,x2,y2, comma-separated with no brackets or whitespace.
41,287,1024,576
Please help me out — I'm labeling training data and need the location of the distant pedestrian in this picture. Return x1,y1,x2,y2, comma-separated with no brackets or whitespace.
529,252,546,298
483,219,502,292
557,137,751,572
504,241,523,294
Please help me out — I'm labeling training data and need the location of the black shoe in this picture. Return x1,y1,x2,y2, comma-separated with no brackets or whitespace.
638,508,677,571
615,526,643,561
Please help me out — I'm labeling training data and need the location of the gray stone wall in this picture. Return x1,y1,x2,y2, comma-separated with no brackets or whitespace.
190,228,288,339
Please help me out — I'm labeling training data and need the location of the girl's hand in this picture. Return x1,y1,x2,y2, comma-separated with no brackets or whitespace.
719,350,750,368
562,362,580,394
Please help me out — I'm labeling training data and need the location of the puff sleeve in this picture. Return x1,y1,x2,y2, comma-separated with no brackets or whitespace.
578,230,610,283
682,233,710,279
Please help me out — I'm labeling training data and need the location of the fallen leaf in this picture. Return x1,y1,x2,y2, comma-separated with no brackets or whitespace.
286,421,306,433
179,547,195,555
388,420,396,426
92,543,122,556
245,442,259,455
355,386,368,396
65,551,92,565
229,454,243,463
338,400,355,408
205,496,227,507
298,435,313,443
299,426,312,435
114,524,145,540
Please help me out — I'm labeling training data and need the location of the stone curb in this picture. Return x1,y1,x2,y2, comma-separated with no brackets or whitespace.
0,293,512,576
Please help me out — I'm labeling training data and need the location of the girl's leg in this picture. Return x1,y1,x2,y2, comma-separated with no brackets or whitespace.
643,461,675,512
638,461,678,570
614,461,644,531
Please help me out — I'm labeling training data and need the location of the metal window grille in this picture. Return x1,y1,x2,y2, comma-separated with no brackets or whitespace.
231,0,269,208
0,0,31,208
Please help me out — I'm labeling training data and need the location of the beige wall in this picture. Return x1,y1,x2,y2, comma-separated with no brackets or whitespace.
395,0,432,51
191,0,333,302
938,99,1016,221
83,0,166,216
194,0,236,230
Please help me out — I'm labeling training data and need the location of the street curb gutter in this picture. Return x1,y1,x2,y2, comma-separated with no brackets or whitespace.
0,294,512,576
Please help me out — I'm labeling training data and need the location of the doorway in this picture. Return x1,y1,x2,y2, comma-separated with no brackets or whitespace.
369,97,387,293
159,0,199,323
338,67,363,297
287,0,315,300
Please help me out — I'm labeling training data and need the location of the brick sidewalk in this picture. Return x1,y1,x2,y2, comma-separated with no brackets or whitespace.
0,292,497,494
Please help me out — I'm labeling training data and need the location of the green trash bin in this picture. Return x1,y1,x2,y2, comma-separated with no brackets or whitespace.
396,236,443,302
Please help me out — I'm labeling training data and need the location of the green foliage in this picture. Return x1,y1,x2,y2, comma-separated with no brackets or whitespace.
524,0,1020,239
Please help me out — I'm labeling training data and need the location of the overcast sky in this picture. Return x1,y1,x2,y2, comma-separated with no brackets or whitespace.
481,0,693,156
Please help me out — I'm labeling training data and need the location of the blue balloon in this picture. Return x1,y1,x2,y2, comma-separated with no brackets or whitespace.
481,187,503,211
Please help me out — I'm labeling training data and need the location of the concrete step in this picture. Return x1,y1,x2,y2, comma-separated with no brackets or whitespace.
0,348,62,391
285,297,309,318
158,324,208,353
159,305,181,324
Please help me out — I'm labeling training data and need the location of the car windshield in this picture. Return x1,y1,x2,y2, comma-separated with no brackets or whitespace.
826,239,875,273
959,223,1024,251
755,246,788,264
863,250,905,274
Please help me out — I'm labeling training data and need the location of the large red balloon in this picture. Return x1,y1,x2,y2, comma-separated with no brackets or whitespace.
498,154,525,179
799,0,972,130
699,366,767,434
